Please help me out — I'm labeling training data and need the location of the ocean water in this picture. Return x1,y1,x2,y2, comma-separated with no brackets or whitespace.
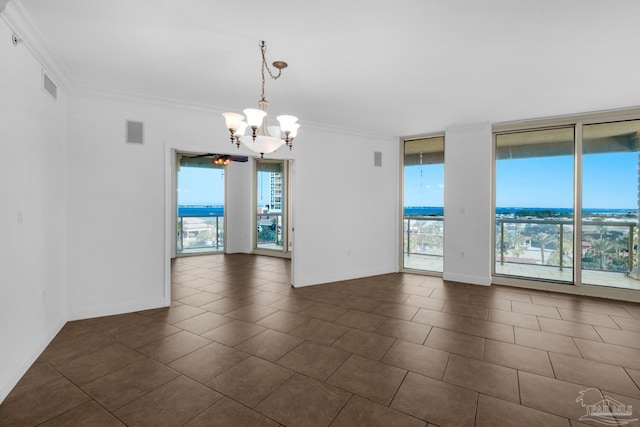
404,207,444,216
178,205,224,216
178,205,636,217
403,206,637,216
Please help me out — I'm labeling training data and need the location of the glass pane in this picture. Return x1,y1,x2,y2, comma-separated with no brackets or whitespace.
257,160,285,251
581,120,640,290
495,127,574,282
177,155,225,254
403,136,444,272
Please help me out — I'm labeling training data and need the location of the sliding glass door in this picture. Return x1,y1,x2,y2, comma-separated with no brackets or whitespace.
581,120,640,289
495,118,640,291
176,154,225,255
403,136,444,272
495,128,575,283
255,159,290,255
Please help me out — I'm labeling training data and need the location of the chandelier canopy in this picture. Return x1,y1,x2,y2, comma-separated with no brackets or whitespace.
222,41,299,158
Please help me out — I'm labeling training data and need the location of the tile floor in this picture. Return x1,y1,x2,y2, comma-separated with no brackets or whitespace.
2,253,640,426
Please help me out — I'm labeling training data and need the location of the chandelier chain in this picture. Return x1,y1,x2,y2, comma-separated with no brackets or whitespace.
260,40,282,101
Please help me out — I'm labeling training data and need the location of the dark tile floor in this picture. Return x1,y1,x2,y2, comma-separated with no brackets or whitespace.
2,253,640,426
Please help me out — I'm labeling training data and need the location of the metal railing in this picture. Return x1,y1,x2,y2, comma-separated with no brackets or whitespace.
402,215,637,279
404,216,444,257
496,218,636,274
257,212,283,248
177,214,224,253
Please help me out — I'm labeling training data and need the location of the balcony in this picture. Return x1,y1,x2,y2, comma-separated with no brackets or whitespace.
177,215,224,254
495,218,640,291
176,212,287,254
403,216,640,290
257,212,284,251
403,216,444,272
495,218,640,289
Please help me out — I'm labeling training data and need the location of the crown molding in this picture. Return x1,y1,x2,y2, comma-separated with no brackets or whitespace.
493,105,640,132
72,85,396,142
1,0,72,92
73,85,224,115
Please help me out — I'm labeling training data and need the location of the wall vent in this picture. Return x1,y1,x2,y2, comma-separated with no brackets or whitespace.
126,120,144,144
374,151,382,167
42,72,57,100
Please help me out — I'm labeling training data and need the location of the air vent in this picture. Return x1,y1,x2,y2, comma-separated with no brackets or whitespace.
42,72,57,100
126,120,144,144
374,151,382,167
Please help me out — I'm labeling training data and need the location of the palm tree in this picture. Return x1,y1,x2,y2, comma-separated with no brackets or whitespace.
588,236,615,270
534,232,556,265
508,234,525,258
595,225,608,240
560,226,574,267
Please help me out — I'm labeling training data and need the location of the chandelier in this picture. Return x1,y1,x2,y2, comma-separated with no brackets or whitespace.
222,41,299,158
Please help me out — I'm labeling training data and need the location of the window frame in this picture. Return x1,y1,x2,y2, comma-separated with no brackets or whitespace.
399,132,446,275
492,107,640,300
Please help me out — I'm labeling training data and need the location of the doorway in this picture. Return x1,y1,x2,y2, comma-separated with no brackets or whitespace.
176,153,225,255
402,135,445,273
255,159,292,258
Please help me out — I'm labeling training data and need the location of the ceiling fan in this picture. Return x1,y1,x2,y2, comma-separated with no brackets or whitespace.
186,153,249,165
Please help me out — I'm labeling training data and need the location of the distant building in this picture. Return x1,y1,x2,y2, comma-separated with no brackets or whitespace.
270,173,283,211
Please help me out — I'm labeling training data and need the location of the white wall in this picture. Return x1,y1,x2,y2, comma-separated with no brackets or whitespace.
443,123,492,285
66,96,242,319
292,127,399,286
0,19,68,402
225,159,253,254
66,94,399,317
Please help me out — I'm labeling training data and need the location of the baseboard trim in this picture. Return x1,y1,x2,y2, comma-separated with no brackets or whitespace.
67,297,168,321
443,272,491,286
0,317,66,404
293,265,397,288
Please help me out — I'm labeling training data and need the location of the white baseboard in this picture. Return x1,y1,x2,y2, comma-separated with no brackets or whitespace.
67,297,168,321
0,317,66,404
293,265,397,288
443,272,491,286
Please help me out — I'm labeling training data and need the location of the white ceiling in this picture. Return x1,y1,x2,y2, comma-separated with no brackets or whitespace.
14,0,640,136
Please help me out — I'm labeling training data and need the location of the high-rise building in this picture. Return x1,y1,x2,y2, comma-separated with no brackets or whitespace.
269,172,283,211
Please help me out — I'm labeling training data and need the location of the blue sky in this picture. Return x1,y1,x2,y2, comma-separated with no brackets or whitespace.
177,167,224,205
582,152,637,209
404,164,444,207
404,151,638,209
179,152,639,210
177,166,276,207
495,152,637,210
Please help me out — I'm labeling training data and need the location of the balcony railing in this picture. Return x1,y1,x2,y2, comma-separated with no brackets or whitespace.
177,214,224,253
404,216,444,257
496,218,637,274
257,212,283,249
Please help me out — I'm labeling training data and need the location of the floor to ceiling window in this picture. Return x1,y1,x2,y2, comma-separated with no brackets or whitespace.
581,120,640,289
494,115,640,291
495,127,575,283
255,159,290,255
176,154,225,255
402,136,444,272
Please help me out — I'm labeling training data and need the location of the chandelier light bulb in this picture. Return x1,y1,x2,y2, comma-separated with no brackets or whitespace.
222,112,244,131
234,121,248,137
243,108,267,129
276,115,298,133
221,41,299,156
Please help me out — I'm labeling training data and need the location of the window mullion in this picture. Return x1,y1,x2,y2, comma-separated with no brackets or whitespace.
574,124,583,286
